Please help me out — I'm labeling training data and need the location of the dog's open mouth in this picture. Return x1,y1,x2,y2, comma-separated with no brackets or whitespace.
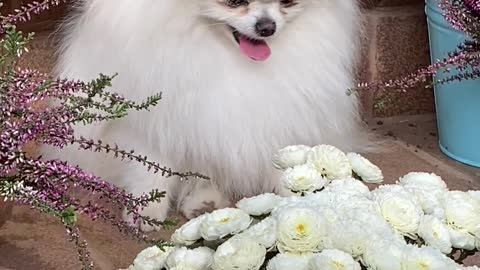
231,28,271,61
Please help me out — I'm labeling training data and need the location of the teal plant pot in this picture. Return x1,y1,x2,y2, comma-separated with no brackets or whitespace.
425,0,480,167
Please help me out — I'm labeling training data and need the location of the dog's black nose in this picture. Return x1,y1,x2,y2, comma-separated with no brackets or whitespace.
255,18,276,37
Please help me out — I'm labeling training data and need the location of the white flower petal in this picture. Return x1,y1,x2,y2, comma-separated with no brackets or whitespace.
276,207,328,254
236,216,277,248
328,219,370,258
372,185,423,238
212,238,266,270
307,145,352,180
271,196,321,217
266,253,312,270
460,266,480,270
336,195,381,216
166,246,214,270
361,239,407,270
404,186,445,218
200,208,252,241
309,249,361,270
468,190,480,202
401,246,456,270
347,152,383,183
443,191,480,235
236,193,281,216
171,214,208,245
417,215,452,254
398,172,447,191
343,208,401,242
324,178,371,197
398,173,447,218
132,246,175,270
272,145,311,169
281,164,328,194
303,191,337,208
448,227,476,250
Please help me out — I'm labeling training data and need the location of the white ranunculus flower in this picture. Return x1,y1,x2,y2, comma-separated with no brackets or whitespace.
277,203,338,231
346,152,383,183
272,145,311,169
131,246,176,270
336,195,381,215
314,206,340,228
372,185,423,238
343,208,401,242
212,238,266,270
430,207,446,222
276,207,328,254
272,196,307,212
266,253,313,270
236,193,281,216
324,178,370,197
304,191,337,208
398,172,447,190
448,227,476,250
404,186,445,219
237,216,277,248
399,172,447,217
281,163,327,194
417,215,452,254
306,144,352,180
200,208,252,241
329,219,371,258
361,239,407,270
443,191,480,235
309,249,361,270
171,214,208,245
372,184,417,199
468,190,480,202
271,196,322,217
165,246,214,270
401,246,456,270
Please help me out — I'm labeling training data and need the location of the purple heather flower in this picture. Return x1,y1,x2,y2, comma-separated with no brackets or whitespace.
465,0,480,14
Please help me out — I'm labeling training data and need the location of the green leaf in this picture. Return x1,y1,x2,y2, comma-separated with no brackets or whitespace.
61,207,78,226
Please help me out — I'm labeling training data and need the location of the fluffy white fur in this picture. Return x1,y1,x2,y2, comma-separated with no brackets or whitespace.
41,0,371,231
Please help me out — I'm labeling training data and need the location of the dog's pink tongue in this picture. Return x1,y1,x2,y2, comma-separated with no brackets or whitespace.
238,36,271,61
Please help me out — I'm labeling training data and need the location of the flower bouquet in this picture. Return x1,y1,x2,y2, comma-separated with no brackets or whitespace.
124,144,479,270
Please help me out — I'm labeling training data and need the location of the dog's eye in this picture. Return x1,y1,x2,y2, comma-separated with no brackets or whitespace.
226,0,249,8
280,0,296,7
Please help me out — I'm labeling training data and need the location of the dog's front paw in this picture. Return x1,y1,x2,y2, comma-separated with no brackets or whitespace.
180,187,231,220
182,201,216,220
122,201,170,232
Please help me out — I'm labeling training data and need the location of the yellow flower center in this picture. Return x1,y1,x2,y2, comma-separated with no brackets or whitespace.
219,217,231,224
296,177,306,183
331,261,345,270
419,262,430,269
296,223,306,234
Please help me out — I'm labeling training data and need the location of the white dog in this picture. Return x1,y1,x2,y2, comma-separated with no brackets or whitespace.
42,0,371,231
